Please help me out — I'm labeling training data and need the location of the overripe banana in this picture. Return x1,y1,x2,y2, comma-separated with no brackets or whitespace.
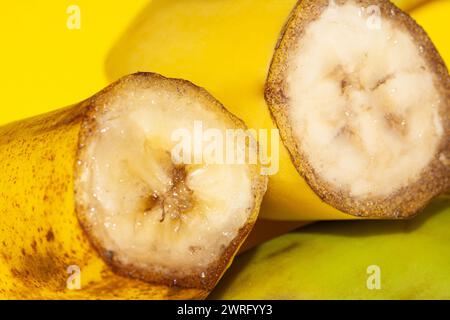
106,0,450,220
210,196,450,299
0,72,267,299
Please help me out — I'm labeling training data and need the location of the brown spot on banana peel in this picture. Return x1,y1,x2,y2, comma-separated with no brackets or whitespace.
31,240,38,252
9,250,67,292
45,229,55,242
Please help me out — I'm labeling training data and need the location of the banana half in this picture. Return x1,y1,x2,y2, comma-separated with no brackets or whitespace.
75,73,267,290
0,73,267,298
266,0,449,218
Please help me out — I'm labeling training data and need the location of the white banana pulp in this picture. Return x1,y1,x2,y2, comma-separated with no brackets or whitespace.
286,3,443,197
77,86,256,277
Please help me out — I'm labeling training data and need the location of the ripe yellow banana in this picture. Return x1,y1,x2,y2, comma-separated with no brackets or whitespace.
210,196,450,299
106,0,450,221
0,72,267,299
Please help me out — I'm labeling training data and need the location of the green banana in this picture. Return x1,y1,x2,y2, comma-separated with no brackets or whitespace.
211,197,450,299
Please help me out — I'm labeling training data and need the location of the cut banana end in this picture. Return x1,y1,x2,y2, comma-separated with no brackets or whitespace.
75,73,267,290
266,0,450,218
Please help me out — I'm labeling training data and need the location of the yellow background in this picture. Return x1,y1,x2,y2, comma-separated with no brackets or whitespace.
0,0,448,126
0,1,148,125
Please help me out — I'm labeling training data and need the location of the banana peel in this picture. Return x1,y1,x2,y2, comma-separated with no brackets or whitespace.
106,0,449,221
210,196,450,299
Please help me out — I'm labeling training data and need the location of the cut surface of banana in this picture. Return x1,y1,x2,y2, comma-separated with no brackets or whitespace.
75,73,267,289
266,0,449,218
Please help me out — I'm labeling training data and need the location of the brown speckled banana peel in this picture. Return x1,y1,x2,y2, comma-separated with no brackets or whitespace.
0,72,267,299
265,0,450,218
